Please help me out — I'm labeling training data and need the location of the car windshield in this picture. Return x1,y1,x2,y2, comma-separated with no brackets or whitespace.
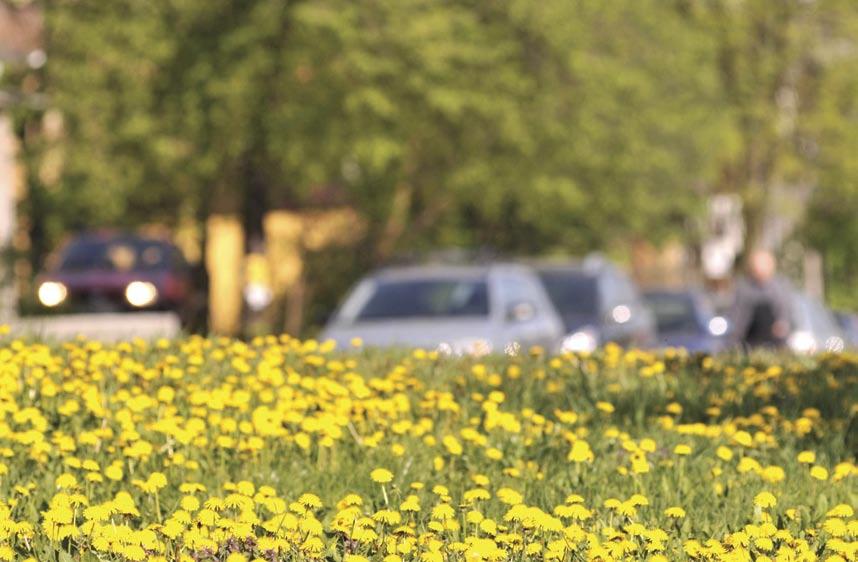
59,239,171,272
537,271,599,317
645,293,700,333
355,277,490,320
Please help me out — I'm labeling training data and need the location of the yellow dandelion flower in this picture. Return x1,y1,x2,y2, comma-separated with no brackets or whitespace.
753,492,777,509
796,450,816,464
674,444,692,456
716,446,733,461
370,468,394,484
809,466,828,480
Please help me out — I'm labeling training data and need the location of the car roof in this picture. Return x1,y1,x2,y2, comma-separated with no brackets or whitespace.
370,262,528,281
530,254,620,274
533,263,605,279
62,233,179,254
643,288,699,298
67,231,171,245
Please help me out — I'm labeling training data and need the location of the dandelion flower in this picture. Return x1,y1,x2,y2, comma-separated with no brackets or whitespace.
754,492,777,509
796,451,815,464
809,466,828,481
370,468,394,484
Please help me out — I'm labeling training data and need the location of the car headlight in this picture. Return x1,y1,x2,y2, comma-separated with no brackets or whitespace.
824,336,844,353
38,281,68,307
439,339,493,357
708,316,729,337
562,328,598,353
244,282,273,312
125,281,158,308
504,341,521,356
611,305,632,324
787,330,816,354
465,339,493,357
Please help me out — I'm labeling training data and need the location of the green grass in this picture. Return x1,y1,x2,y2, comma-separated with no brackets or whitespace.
0,336,855,560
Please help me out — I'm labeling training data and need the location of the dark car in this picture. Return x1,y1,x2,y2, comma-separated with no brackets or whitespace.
536,258,656,352
643,289,729,353
35,233,192,313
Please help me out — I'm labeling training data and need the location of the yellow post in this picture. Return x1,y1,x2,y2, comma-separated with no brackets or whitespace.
206,214,244,335
263,208,365,335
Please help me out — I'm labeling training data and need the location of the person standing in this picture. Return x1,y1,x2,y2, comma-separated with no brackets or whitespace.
729,250,792,349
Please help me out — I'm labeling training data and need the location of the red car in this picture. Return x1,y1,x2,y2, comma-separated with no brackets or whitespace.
35,233,192,313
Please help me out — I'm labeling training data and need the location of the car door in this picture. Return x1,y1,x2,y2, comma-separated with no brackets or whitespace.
600,270,653,347
620,274,657,346
808,298,846,352
495,270,563,351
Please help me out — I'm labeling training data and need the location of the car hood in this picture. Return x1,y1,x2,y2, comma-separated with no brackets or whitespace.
322,318,496,350
559,313,599,334
656,331,724,353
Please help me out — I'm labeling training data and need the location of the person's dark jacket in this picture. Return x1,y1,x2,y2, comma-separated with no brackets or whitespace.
729,276,792,348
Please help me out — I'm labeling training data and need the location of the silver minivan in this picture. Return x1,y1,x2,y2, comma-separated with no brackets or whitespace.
321,263,564,354
787,290,846,354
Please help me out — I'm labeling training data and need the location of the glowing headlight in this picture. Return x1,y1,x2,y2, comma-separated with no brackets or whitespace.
824,336,844,353
457,338,493,357
787,330,816,354
708,316,729,336
440,339,493,357
125,281,158,308
504,341,521,356
244,283,273,312
562,328,598,353
38,281,68,307
611,305,632,324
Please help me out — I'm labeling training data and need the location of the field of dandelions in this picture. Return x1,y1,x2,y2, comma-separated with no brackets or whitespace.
0,329,855,561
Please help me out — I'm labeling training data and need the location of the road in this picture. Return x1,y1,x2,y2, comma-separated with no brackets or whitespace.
7,312,181,342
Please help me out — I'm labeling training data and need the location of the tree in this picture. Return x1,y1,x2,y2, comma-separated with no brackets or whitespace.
701,0,858,252
42,1,180,227
801,0,858,308
20,0,858,331
481,0,727,253
18,0,733,330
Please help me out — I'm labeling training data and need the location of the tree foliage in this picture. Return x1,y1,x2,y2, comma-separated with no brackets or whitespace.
32,1,727,245
7,0,858,327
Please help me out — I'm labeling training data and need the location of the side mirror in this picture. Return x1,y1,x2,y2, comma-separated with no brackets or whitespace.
506,301,536,323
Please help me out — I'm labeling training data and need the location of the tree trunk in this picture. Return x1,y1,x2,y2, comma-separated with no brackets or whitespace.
284,258,306,336
374,181,412,263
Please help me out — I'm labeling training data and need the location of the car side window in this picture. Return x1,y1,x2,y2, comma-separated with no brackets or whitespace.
600,272,620,309
601,270,643,326
497,274,541,316
619,274,637,303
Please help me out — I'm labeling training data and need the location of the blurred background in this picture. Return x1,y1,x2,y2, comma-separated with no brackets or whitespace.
1,0,857,344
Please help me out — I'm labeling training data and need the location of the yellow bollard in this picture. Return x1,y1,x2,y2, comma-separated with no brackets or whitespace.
206,214,244,336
